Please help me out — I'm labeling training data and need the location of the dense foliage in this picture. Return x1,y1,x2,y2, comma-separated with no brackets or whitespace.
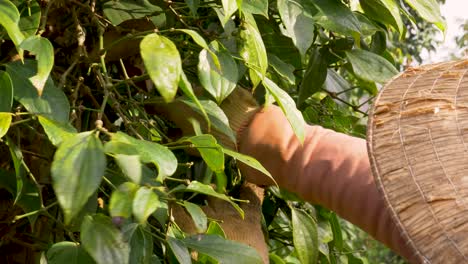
0,0,444,263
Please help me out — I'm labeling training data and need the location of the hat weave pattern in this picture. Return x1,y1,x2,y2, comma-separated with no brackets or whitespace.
368,59,468,263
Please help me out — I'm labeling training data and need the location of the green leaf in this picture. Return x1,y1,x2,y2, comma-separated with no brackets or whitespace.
242,0,268,17
360,0,404,34
179,72,211,129
167,236,191,264
16,0,41,37
263,77,305,143
329,212,343,251
47,242,95,264
123,224,154,264
312,0,361,37
6,60,70,123
198,41,238,104
107,132,177,179
81,214,130,264
186,135,224,173
0,71,13,112
0,0,24,47
141,33,181,102
19,36,54,95
109,182,139,218
222,148,275,184
0,113,12,139
133,186,160,223
239,22,268,88
291,208,318,264
277,0,316,57
183,234,262,264
185,181,243,218
298,48,328,105
206,221,226,238
103,0,164,26
179,98,236,145
346,49,398,83
5,137,24,205
51,132,106,224
221,0,238,25
268,54,296,85
38,116,77,146
183,201,208,233
404,0,445,31
185,0,199,16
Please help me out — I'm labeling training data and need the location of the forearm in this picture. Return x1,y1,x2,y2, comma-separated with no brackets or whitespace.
238,105,416,262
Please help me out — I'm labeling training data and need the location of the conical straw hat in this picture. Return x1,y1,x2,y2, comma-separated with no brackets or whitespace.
367,59,468,263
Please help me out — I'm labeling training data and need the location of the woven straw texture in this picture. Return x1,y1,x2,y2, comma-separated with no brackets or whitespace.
368,59,468,263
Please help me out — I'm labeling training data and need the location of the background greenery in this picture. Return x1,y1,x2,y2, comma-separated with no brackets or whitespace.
0,0,447,263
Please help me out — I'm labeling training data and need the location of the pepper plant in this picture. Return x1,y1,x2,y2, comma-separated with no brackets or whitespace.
0,0,444,263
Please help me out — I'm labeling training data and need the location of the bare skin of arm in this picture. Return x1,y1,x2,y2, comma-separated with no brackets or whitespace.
237,105,417,263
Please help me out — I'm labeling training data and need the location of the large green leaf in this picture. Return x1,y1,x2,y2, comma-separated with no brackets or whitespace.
198,41,238,104
6,60,70,123
186,135,224,173
183,201,208,233
221,0,238,25
268,54,296,85
291,208,318,264
0,71,13,112
298,48,328,105
222,148,275,184
360,0,404,34
239,22,268,88
133,186,160,223
263,77,305,143
179,72,210,129
183,234,262,264
106,132,177,179
312,0,361,37
123,224,154,264
103,0,164,26
141,33,181,102
185,181,243,218
51,131,106,224
0,113,12,139
38,116,77,146
109,182,139,218
81,214,130,264
167,236,191,264
346,49,398,83
277,0,316,57
404,0,445,31
47,242,95,264
16,0,41,37
0,1,24,47
242,0,268,17
19,36,54,95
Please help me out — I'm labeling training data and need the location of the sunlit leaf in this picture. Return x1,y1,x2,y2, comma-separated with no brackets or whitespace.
185,181,243,218
179,72,211,129
6,60,70,123
360,0,404,34
38,116,77,146
81,214,130,264
51,132,105,224
47,242,95,264
183,234,262,264
133,186,160,223
186,135,224,173
0,1,25,48
141,33,181,102
221,0,238,25
222,148,276,185
312,0,361,37
0,113,12,139
404,0,445,31
103,0,164,26
263,77,305,143
346,49,398,83
206,221,226,238
239,22,268,88
109,182,138,219
292,207,318,264
198,41,238,104
19,36,54,95
123,223,154,264
0,71,13,112
184,201,208,233
242,0,268,17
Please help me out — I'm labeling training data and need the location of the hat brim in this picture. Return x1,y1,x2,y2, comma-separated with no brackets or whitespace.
368,59,468,263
